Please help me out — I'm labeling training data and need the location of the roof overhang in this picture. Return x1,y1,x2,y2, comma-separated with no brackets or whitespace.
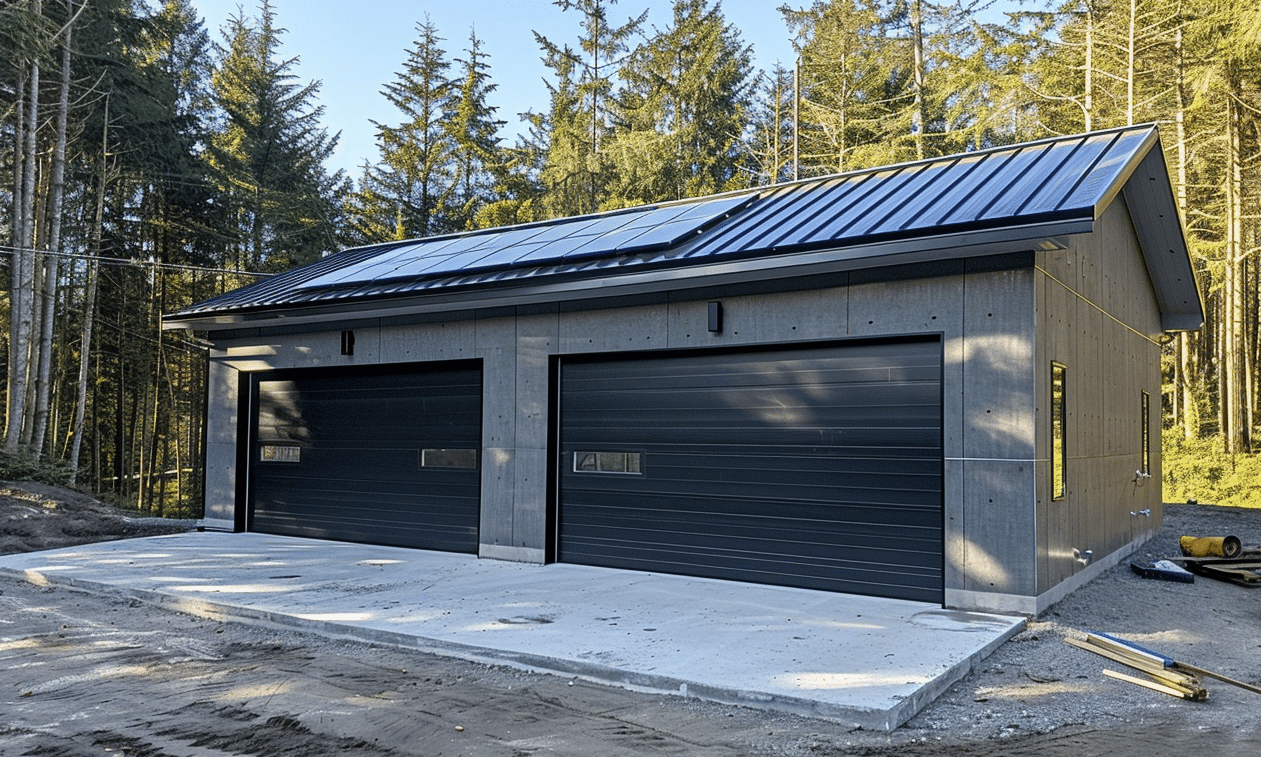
163,219,1083,334
1118,143,1204,332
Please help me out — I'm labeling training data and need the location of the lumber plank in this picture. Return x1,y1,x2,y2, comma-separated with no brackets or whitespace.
1102,669,1205,700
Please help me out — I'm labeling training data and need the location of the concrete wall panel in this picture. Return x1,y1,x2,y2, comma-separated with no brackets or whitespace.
665,297,733,348
222,328,378,370
474,316,517,548
205,358,239,445
480,446,515,549
378,319,475,363
943,459,966,592
848,276,963,337
665,294,760,348
959,459,1036,596
514,311,558,449
203,440,237,525
559,302,668,353
746,286,849,343
512,311,559,554
685,286,850,346
960,270,1035,460
475,317,517,450
511,446,550,554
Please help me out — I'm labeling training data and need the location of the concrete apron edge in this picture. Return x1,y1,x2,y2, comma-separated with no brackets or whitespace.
2,566,1023,732
889,616,1027,729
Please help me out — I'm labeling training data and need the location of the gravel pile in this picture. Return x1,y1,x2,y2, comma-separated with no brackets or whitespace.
0,481,197,555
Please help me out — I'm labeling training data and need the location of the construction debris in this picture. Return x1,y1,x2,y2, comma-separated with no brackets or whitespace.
1067,632,1261,701
1177,556,1261,586
1130,559,1195,583
1179,534,1243,558
1066,635,1206,700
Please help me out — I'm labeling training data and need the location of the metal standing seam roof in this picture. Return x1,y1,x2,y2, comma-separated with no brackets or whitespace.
165,125,1203,332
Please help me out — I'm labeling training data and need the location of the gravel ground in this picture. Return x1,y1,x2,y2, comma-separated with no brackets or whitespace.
903,502,1261,740
2,482,1260,756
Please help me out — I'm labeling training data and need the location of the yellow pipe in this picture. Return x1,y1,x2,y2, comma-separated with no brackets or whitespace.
1179,535,1242,558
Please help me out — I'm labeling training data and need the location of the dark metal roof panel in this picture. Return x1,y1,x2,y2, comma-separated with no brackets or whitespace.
1018,131,1116,214
168,125,1200,329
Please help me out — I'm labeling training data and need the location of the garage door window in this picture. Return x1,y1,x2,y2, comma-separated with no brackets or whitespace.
421,448,479,469
260,444,301,463
574,451,643,474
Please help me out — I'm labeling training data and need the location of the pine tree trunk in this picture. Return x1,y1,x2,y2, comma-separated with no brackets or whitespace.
1083,1,1094,131
6,7,42,452
910,0,925,159
1223,71,1245,454
1173,25,1198,439
69,110,108,485
30,0,76,457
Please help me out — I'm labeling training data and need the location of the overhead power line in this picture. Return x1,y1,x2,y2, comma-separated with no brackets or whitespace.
0,244,274,278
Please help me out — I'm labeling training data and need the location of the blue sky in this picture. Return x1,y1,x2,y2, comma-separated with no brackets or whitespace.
187,1,1022,179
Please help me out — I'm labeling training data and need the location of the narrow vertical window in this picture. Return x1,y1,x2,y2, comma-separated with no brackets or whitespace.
1051,362,1067,500
1141,391,1150,475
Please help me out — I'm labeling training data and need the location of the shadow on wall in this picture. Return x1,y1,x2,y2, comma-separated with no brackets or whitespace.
953,332,1035,457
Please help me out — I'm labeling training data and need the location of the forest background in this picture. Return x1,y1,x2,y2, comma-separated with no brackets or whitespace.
1,0,1259,516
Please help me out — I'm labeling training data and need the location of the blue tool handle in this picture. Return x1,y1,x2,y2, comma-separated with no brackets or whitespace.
1093,631,1176,667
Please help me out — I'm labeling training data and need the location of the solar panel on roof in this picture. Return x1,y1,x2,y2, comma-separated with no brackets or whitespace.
670,194,753,221
377,225,552,281
614,217,711,250
522,217,604,242
293,193,758,292
512,230,613,263
563,195,756,260
298,239,446,289
612,204,693,230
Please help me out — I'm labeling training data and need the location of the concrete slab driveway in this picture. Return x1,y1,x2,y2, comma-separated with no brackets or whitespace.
0,531,1023,730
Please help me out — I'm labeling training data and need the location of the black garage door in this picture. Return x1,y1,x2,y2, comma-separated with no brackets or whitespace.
250,362,481,552
558,339,942,602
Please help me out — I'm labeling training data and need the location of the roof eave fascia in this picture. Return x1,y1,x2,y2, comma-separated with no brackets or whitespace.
163,218,1091,335
1116,136,1206,333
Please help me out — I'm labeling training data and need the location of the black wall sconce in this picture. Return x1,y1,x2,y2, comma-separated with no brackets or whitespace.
340,329,355,355
708,301,723,333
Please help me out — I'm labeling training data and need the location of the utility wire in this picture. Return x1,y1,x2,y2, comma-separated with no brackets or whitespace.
0,243,273,277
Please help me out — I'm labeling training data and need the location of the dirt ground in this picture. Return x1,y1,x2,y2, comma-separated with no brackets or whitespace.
2,483,1260,756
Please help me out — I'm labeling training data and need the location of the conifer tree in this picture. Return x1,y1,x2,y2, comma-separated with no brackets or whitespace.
781,0,900,176
447,30,505,230
607,0,755,205
745,64,796,186
207,0,345,271
346,18,457,244
534,0,646,215
532,42,597,218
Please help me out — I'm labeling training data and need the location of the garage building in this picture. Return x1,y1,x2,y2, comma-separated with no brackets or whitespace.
165,125,1203,615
